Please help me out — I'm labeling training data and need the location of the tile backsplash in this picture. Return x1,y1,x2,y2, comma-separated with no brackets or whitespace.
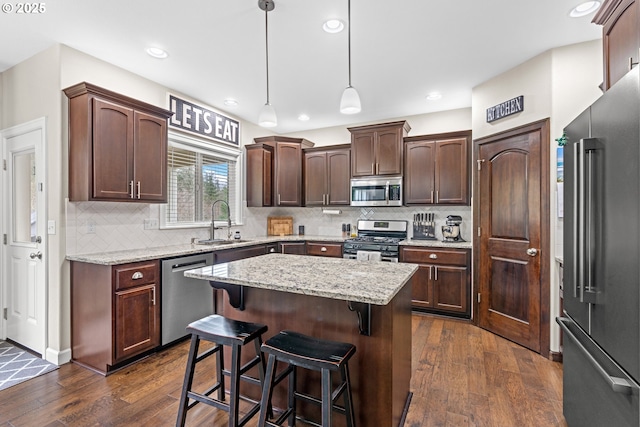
66,200,471,255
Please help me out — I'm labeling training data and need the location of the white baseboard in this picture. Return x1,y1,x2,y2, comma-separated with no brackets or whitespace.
45,347,71,366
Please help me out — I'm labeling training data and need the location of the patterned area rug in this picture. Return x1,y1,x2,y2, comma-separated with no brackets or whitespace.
0,340,58,391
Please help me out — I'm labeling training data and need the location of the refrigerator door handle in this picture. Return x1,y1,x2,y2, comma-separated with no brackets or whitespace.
577,138,602,304
574,140,582,300
557,317,634,395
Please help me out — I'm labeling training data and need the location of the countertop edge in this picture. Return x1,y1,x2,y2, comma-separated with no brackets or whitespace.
67,235,472,265
184,255,419,305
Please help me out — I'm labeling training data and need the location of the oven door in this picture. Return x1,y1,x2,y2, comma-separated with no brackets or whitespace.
350,177,402,206
343,253,399,263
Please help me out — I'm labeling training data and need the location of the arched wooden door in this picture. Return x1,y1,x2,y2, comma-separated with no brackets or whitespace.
474,119,550,355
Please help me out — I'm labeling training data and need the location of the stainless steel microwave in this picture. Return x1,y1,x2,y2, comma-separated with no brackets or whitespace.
350,177,403,206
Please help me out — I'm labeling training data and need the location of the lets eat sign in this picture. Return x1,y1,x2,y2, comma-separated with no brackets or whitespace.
486,95,524,123
169,95,240,145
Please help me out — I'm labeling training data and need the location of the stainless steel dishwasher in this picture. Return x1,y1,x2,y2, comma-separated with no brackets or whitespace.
161,252,214,346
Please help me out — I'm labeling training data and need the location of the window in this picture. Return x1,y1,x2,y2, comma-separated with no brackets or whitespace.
161,132,242,229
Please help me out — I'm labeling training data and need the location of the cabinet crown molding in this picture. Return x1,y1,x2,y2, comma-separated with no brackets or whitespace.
592,0,628,25
347,120,411,134
63,82,173,119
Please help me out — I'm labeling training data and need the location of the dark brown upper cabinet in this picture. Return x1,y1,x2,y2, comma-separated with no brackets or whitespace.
250,136,314,207
348,121,411,177
64,82,172,203
246,143,274,207
594,0,640,91
404,131,471,206
304,145,351,206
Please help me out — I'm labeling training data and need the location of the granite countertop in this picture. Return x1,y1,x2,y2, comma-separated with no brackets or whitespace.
65,235,347,265
400,239,472,249
184,253,418,305
66,234,472,265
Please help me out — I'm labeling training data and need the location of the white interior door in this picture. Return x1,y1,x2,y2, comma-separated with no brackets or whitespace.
1,118,47,356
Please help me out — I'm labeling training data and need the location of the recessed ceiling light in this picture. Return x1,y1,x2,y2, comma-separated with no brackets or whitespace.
146,47,168,59
298,114,310,121
569,1,601,17
323,19,345,33
224,98,239,107
426,92,442,101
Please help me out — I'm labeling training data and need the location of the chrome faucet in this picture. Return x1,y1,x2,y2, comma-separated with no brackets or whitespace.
211,200,232,240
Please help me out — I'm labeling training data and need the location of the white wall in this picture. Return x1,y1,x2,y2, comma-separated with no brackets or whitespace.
1,45,68,363
284,108,471,147
471,39,602,353
551,40,604,258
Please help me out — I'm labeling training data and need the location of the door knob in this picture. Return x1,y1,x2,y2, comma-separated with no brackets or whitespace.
526,248,538,257
29,251,42,260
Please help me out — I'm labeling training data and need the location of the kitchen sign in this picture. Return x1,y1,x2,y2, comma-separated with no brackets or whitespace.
169,95,240,145
486,95,524,123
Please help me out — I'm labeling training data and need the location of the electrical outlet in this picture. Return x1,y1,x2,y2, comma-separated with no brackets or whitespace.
87,220,96,234
144,219,159,230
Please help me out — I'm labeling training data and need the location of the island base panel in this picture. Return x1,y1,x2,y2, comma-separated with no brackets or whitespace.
216,282,412,427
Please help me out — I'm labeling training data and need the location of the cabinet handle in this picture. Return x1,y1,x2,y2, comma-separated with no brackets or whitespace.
278,194,281,205
151,287,156,305
431,190,434,202
269,248,276,253
371,163,375,174
429,253,438,259
321,247,327,252
435,190,439,203
434,266,438,281
132,271,144,280
376,163,379,174
629,57,639,71
429,265,432,280
136,181,141,199
129,181,134,199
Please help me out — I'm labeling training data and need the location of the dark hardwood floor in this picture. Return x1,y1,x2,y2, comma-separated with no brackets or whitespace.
0,314,567,427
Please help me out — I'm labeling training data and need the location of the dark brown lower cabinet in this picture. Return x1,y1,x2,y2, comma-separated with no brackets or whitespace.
306,241,343,257
214,244,268,263
114,284,158,361
70,240,346,374
71,260,160,375
400,246,471,318
278,241,307,254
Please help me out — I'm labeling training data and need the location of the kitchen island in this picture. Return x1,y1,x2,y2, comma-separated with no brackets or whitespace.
185,253,418,427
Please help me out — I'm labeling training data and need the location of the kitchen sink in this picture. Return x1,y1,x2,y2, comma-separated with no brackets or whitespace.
196,239,250,246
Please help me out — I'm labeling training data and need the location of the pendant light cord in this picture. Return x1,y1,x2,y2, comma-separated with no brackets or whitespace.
347,0,352,87
264,2,270,104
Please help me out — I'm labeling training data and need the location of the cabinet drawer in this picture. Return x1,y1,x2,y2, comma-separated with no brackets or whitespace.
306,242,343,258
115,261,158,290
401,247,467,266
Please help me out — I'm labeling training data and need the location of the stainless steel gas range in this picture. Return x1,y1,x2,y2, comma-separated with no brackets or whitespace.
343,219,408,262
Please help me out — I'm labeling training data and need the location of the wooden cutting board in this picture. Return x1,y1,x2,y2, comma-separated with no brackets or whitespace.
267,216,294,236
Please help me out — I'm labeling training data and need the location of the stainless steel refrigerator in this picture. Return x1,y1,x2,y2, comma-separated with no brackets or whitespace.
558,67,640,426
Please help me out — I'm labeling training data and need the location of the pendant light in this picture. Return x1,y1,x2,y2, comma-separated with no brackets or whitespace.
258,0,277,127
340,0,361,114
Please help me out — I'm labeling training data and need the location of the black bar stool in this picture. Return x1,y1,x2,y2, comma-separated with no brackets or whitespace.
257,330,356,427
176,314,268,427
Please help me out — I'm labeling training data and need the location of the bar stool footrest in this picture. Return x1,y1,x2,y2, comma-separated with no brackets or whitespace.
195,343,222,363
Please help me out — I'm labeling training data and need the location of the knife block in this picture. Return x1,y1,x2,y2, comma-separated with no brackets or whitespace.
412,222,437,240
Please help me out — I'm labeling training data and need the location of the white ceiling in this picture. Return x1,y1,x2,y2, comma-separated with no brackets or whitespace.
0,0,602,133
